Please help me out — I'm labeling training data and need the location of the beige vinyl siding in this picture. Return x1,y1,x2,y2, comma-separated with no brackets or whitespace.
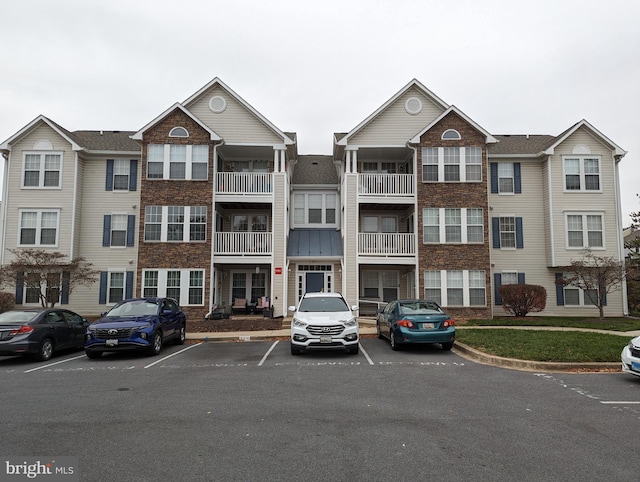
342,174,358,304
73,153,84,258
548,128,620,267
271,173,287,317
4,124,76,260
542,158,553,266
350,88,445,146
185,85,283,145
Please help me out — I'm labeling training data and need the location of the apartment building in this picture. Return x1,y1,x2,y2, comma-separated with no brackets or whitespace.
0,78,628,320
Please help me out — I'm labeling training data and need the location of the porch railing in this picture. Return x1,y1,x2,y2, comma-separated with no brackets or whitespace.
358,173,414,196
215,232,272,255
358,233,415,255
216,172,272,194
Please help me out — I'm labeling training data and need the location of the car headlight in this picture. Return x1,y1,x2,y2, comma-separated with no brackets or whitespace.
343,318,357,327
292,318,307,328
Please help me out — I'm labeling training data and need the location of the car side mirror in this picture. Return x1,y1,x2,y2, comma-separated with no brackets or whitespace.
162,309,173,315
351,305,359,311
288,306,296,312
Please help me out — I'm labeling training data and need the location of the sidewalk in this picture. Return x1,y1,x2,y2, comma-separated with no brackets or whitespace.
185,319,630,372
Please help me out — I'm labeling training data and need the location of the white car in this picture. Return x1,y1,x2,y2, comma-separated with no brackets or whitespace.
288,292,359,355
621,336,640,377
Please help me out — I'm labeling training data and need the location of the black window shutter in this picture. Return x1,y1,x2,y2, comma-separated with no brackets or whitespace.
514,163,522,194
555,273,564,306
99,272,108,304
103,215,111,247
106,160,114,191
127,215,135,247
490,163,498,193
516,217,524,249
15,273,24,304
61,271,70,304
494,273,502,305
126,271,134,299
129,160,138,191
492,217,500,248
517,272,526,284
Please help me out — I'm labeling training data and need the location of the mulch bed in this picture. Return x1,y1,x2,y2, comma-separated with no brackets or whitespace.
188,316,283,333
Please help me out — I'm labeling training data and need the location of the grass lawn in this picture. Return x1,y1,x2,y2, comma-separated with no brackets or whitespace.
456,316,639,363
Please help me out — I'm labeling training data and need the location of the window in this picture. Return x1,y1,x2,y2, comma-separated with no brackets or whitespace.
19,210,59,246
141,269,205,306
292,193,338,227
442,129,461,140
566,213,604,249
110,214,128,247
169,127,189,137
23,152,62,188
232,214,268,232
421,147,482,183
498,163,514,193
22,272,64,305
490,162,521,194
113,160,130,191
362,273,379,298
564,157,600,191
494,271,525,305
146,144,209,180
564,286,598,306
362,216,397,233
108,272,125,303
424,270,486,307
144,206,207,242
491,216,523,249
423,208,484,244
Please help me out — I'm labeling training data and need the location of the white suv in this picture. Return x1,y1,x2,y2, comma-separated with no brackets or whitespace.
288,292,359,355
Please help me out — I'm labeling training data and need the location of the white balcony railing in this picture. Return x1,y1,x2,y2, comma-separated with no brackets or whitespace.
358,233,415,255
216,172,272,194
215,232,272,255
358,173,414,196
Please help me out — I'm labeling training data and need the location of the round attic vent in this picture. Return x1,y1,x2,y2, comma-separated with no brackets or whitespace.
405,97,422,115
209,96,227,113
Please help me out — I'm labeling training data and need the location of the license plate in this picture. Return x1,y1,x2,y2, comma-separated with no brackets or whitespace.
421,323,434,330
632,361,640,372
106,339,119,347
320,336,332,343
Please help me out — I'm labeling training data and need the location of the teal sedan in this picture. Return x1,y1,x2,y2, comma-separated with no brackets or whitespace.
376,300,455,351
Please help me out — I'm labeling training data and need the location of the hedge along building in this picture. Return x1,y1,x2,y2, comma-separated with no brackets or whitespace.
0,78,628,320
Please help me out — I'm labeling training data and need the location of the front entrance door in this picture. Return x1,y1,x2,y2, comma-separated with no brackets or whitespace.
305,273,324,293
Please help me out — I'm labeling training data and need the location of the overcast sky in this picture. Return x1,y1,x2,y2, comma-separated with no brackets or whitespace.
1,0,639,223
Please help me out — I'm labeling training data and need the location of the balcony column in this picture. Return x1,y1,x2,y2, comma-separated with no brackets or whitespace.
345,148,358,173
274,147,286,172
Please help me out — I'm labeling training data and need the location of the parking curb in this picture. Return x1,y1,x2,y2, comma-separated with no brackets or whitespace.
453,341,621,373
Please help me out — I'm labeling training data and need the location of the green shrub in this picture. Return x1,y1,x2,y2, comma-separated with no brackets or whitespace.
499,284,547,317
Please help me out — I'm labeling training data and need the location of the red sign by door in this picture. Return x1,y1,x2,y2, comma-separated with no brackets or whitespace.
275,267,282,275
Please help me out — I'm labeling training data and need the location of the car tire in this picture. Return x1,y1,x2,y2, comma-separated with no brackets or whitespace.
290,344,302,355
85,350,102,359
441,341,454,351
348,344,359,355
175,324,186,345
389,330,400,351
35,338,54,361
376,321,384,339
147,331,163,356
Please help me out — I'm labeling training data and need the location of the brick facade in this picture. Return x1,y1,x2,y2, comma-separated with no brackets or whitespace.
417,111,492,320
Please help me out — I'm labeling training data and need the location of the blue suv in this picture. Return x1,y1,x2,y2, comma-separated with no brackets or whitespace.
84,298,186,359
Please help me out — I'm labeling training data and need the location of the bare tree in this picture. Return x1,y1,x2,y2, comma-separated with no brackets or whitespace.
556,248,626,319
0,249,98,308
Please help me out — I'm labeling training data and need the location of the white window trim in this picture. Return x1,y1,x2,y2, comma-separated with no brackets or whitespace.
562,156,602,193
564,212,605,250
23,273,62,306
107,271,126,304
421,147,482,183
422,208,484,244
146,144,208,180
22,151,63,189
141,269,205,306
292,192,339,228
112,159,130,192
144,206,207,243
497,162,515,195
110,213,129,248
424,270,486,307
18,209,60,247
563,284,599,307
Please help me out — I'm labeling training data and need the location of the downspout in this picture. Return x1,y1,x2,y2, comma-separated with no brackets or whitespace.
69,151,79,259
614,154,629,315
207,138,224,318
407,142,419,298
0,150,9,265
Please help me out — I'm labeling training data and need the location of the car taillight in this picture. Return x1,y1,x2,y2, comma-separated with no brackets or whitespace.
10,325,34,335
398,319,414,328
443,318,455,328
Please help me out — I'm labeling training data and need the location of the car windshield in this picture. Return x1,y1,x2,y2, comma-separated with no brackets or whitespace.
399,301,442,315
298,296,349,312
107,300,159,317
0,311,39,323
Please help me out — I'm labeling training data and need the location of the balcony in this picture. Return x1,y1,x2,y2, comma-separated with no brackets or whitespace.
216,172,272,195
358,173,414,199
358,233,415,256
214,232,272,256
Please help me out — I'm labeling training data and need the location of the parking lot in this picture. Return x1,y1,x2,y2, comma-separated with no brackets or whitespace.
3,339,640,481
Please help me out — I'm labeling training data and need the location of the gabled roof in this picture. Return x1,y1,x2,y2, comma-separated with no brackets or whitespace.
488,135,556,156
337,79,449,146
0,115,83,151
409,105,497,144
182,77,295,146
130,103,221,141
543,119,627,157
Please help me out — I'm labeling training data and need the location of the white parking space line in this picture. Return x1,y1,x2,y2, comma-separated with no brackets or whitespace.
600,401,640,404
258,341,279,366
360,343,374,365
24,354,86,373
144,343,203,368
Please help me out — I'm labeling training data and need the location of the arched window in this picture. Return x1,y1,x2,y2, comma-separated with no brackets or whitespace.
169,127,189,138
442,129,461,140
